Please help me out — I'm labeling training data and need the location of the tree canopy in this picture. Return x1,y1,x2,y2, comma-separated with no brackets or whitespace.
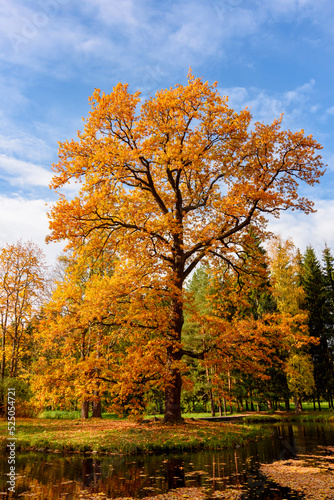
47,73,325,422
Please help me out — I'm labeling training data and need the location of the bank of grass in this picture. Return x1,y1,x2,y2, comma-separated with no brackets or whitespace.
0,417,270,455
242,410,334,424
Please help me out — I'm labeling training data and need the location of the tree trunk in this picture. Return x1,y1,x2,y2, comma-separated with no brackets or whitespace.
294,395,300,414
223,397,227,416
164,361,182,423
218,398,223,416
164,291,183,423
227,369,232,413
10,338,17,378
250,388,255,411
205,365,215,416
209,391,215,416
1,327,5,381
92,400,102,418
92,392,102,418
81,400,89,419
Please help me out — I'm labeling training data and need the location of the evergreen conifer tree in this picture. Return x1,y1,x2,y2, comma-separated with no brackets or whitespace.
301,246,331,409
321,246,334,407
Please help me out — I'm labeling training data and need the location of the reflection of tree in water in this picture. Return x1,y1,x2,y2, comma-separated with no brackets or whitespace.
166,458,185,489
82,458,101,488
2,424,334,498
276,425,298,460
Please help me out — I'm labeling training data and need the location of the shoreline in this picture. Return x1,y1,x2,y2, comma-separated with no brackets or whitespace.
0,417,270,455
0,411,332,455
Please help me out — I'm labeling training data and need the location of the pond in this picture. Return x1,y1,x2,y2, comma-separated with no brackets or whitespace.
1,421,334,499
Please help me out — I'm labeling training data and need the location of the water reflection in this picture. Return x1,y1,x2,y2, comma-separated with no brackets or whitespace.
0,422,333,499
166,459,185,489
82,458,102,488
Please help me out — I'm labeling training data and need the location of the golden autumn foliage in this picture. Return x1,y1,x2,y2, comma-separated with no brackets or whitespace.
33,253,171,416
45,72,325,421
182,234,315,413
0,240,47,381
268,236,317,410
268,236,306,316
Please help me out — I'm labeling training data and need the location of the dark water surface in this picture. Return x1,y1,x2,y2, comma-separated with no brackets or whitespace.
1,421,334,499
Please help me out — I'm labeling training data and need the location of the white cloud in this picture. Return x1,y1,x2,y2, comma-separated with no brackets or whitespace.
221,79,318,132
263,0,316,15
0,155,52,188
0,134,52,163
165,1,259,63
267,199,334,258
284,80,315,104
0,195,64,266
0,0,331,85
81,0,138,26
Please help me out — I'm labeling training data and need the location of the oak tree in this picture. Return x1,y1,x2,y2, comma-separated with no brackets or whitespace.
47,72,324,422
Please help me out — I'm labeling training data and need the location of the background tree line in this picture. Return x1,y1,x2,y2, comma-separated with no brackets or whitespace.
0,235,333,418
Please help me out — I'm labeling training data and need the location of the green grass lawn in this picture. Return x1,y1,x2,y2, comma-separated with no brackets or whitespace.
0,417,270,454
2,402,332,455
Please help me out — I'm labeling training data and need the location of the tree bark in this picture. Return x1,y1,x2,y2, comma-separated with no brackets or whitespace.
1,327,5,381
205,365,215,416
81,400,89,419
163,287,184,423
223,397,227,416
294,395,300,414
164,358,183,423
92,391,102,418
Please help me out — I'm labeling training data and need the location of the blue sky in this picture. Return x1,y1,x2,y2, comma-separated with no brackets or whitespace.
1,0,334,265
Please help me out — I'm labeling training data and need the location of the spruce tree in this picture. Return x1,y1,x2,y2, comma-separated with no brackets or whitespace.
321,246,334,407
301,246,331,408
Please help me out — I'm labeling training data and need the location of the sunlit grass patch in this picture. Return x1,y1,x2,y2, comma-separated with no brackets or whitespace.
0,417,270,455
